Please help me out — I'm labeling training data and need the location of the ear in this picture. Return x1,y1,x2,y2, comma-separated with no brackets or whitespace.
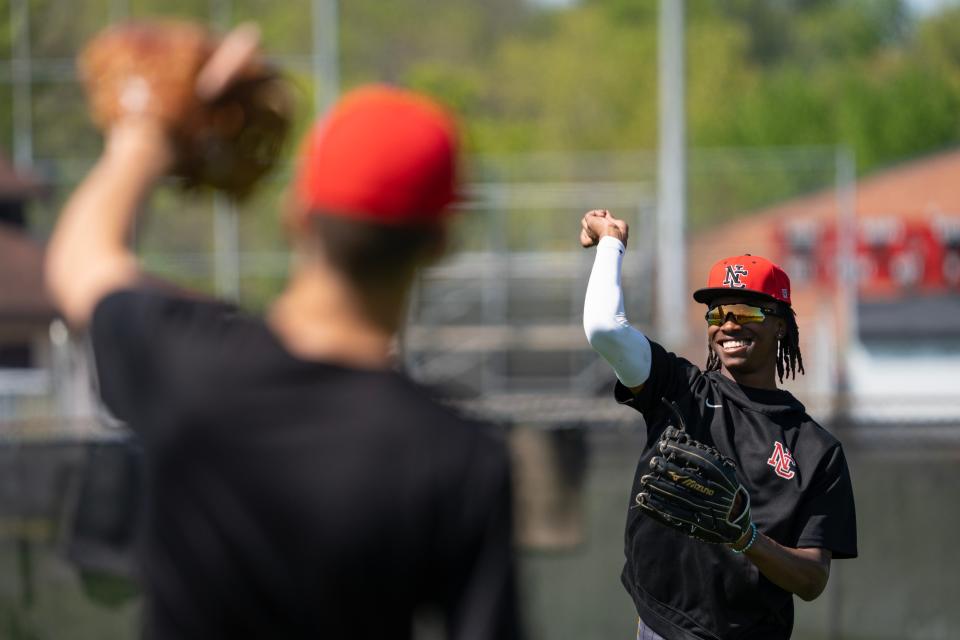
776,318,786,340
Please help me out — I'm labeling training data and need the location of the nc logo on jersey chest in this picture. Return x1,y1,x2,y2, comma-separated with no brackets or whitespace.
767,441,796,480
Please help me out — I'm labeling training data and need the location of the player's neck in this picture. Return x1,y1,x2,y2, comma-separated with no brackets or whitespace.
267,263,407,370
722,365,778,391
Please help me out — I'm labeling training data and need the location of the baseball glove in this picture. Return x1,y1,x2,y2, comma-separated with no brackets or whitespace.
78,20,292,199
636,425,752,545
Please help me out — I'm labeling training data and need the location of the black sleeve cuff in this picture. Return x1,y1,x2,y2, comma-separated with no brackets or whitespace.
614,380,642,410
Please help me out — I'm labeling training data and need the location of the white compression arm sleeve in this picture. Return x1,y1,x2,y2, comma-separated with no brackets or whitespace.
582,236,652,388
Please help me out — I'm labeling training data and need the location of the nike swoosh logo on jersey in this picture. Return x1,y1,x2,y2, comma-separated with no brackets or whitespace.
705,400,722,408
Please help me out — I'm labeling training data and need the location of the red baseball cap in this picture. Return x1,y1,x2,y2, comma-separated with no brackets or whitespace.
693,254,792,306
294,84,459,225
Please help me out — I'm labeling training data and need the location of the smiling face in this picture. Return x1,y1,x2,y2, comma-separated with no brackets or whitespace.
706,295,786,389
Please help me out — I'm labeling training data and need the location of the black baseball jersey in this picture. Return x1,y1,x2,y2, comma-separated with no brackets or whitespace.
89,288,521,640
615,340,857,640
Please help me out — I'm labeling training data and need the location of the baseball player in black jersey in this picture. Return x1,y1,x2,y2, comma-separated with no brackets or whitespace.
45,79,521,639
580,209,857,640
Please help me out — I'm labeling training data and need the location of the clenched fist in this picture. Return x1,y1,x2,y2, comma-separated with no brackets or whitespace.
579,209,629,248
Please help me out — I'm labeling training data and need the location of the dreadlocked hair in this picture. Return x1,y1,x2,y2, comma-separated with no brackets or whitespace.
776,307,804,383
704,304,805,384
705,345,721,373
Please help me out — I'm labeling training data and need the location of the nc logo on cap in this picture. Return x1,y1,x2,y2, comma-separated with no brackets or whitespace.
722,265,748,288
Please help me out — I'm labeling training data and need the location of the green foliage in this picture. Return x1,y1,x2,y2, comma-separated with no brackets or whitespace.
585,0,658,25
235,0,315,55
715,0,908,66
129,0,208,20
831,61,955,168
4,0,959,175
915,6,960,69
5,0,960,239
701,5,960,171
390,0,960,197
417,5,660,153
27,0,112,57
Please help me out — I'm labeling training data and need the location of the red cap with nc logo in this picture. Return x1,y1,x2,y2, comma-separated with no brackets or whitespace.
693,254,792,306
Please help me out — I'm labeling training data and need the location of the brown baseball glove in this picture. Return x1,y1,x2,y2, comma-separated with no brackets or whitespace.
78,20,293,199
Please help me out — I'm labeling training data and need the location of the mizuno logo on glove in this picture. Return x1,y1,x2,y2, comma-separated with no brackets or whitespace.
667,471,716,496
636,399,754,545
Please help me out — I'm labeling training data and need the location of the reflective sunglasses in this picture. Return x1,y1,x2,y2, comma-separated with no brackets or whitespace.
705,303,779,327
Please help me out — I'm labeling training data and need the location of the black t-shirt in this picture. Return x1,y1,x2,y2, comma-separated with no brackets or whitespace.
89,289,521,640
616,341,857,640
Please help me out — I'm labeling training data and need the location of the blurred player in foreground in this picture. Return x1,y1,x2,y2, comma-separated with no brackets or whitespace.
580,210,857,639
45,29,520,639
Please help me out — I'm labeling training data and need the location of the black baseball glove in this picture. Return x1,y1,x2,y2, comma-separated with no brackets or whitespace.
636,425,752,545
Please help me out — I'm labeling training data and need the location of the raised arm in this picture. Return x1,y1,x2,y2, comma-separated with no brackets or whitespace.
46,23,264,330
580,209,651,392
45,122,172,329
